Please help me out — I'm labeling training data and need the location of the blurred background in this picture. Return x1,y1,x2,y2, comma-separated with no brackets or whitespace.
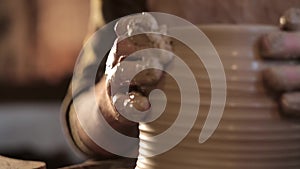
0,0,91,168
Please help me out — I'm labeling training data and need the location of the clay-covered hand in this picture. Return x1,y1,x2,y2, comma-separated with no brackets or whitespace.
260,8,300,117
97,13,173,127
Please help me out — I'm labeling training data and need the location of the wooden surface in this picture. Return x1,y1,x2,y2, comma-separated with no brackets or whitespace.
0,156,46,169
59,158,135,169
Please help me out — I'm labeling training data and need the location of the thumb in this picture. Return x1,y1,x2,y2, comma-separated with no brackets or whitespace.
112,92,150,124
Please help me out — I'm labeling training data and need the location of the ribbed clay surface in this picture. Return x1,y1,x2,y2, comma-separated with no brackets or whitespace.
136,25,300,169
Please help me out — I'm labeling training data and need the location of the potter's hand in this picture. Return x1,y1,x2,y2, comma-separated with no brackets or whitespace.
97,13,172,127
260,8,300,117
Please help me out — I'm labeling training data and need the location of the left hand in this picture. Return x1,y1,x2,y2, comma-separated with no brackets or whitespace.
260,8,300,117
103,13,173,125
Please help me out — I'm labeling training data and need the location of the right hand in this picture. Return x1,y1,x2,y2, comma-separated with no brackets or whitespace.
96,13,173,129
260,8,300,117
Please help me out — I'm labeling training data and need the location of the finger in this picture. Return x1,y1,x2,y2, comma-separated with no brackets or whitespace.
128,92,151,111
112,93,136,125
133,68,163,86
260,31,300,59
280,8,300,31
263,65,300,92
150,35,174,64
280,92,300,117
117,34,173,61
107,35,156,68
112,92,150,124
117,35,154,58
109,59,163,95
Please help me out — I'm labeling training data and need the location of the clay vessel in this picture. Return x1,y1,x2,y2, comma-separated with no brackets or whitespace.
136,25,300,169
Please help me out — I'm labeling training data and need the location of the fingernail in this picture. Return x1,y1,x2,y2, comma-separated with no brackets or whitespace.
280,8,300,31
281,92,300,117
